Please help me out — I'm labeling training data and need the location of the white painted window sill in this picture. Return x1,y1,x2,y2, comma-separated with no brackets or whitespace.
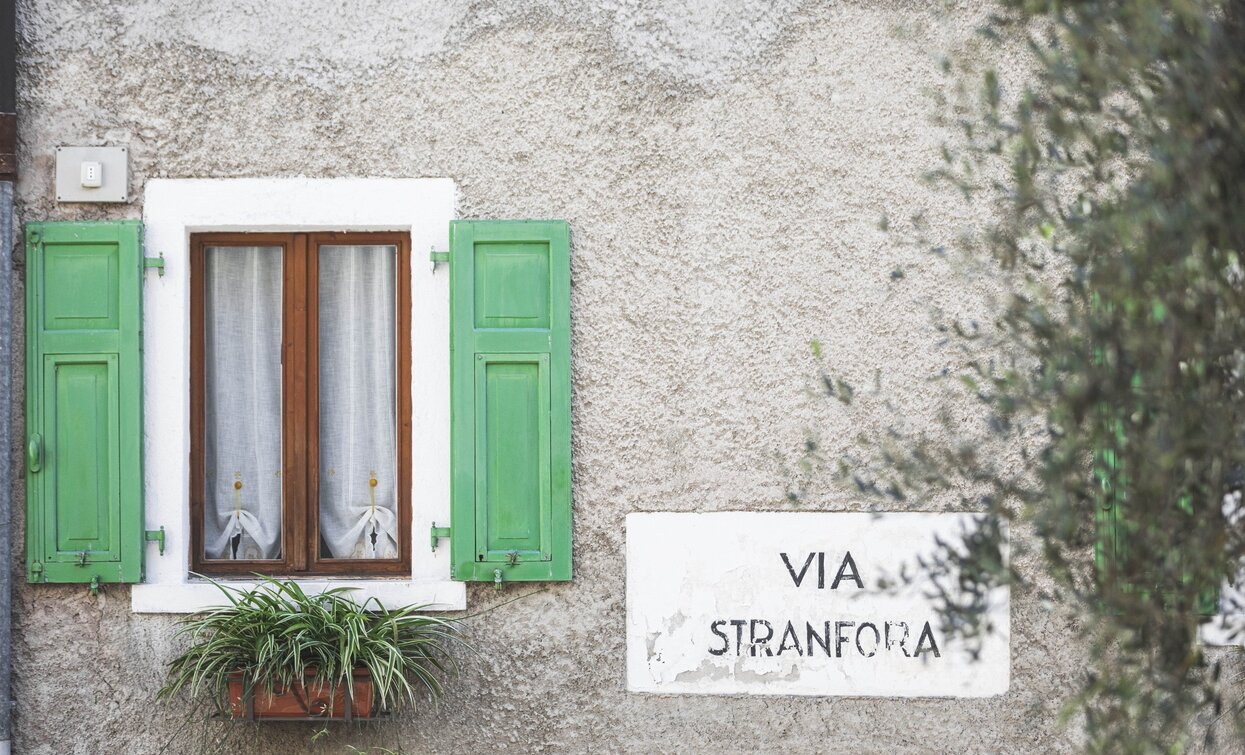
131,578,466,614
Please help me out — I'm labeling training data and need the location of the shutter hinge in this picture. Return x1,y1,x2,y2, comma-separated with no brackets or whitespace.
143,254,165,277
430,524,451,552
29,562,43,580
145,527,166,556
429,249,449,272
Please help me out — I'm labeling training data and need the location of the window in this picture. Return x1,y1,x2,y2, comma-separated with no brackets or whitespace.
189,232,412,576
130,179,562,612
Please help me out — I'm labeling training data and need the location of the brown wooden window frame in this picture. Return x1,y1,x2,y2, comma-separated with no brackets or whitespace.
190,231,413,577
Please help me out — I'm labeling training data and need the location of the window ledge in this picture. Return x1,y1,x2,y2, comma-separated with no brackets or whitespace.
131,578,465,614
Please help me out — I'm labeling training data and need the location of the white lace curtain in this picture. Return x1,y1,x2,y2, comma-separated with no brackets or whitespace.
317,245,398,559
203,244,398,561
204,246,284,560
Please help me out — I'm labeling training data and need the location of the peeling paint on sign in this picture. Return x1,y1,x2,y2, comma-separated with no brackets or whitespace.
625,512,1010,697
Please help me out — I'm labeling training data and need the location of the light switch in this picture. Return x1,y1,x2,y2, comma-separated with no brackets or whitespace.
55,146,128,202
80,161,102,188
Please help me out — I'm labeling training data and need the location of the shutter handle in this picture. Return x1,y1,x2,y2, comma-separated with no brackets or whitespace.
27,434,42,473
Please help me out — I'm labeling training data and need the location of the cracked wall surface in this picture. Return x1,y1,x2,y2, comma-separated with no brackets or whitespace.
4,1,1147,752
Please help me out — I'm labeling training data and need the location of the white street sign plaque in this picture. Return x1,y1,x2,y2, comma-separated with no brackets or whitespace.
626,512,1010,697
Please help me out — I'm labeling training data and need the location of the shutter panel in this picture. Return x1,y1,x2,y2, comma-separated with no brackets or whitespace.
25,221,144,585
1092,298,1219,614
449,220,571,582
1094,424,1219,615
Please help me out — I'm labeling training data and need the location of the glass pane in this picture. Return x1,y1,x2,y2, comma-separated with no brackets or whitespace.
203,246,284,560
317,245,398,559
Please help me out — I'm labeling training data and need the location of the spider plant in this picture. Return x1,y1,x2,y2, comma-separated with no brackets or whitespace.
157,577,462,716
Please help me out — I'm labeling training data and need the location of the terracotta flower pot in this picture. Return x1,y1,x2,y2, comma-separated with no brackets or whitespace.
226,667,376,720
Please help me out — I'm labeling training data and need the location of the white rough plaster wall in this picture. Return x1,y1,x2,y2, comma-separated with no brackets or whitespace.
25,0,807,89
9,0,1211,752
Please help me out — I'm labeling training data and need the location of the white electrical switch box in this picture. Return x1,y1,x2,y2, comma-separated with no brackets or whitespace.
55,146,128,202
80,161,102,188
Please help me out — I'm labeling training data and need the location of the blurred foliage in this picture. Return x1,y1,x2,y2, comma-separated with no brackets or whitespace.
822,1,1245,751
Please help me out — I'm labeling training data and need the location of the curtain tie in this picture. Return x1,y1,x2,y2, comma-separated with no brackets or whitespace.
210,508,268,559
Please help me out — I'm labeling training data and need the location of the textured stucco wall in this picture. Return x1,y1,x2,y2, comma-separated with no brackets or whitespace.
8,1,1107,752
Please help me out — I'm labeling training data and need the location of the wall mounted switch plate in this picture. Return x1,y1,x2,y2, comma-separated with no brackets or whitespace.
56,146,128,202
79,160,102,188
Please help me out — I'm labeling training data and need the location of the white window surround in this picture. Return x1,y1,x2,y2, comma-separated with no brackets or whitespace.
1201,598,1244,647
132,178,466,613
1194,493,1242,646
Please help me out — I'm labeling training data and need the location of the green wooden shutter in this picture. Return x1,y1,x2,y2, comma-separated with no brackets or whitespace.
1094,423,1219,615
449,220,572,582
25,221,144,585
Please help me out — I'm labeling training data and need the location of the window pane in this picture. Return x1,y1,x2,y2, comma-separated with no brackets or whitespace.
317,245,398,559
203,246,284,560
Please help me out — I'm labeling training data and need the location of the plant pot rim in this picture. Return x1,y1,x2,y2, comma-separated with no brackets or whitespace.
226,666,373,680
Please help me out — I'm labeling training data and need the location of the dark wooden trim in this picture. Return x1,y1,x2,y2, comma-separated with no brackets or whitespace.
0,114,16,182
305,234,319,573
307,232,411,576
0,0,13,115
396,233,413,577
188,236,206,574
191,233,298,576
189,231,412,578
0,0,15,180
287,234,308,572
